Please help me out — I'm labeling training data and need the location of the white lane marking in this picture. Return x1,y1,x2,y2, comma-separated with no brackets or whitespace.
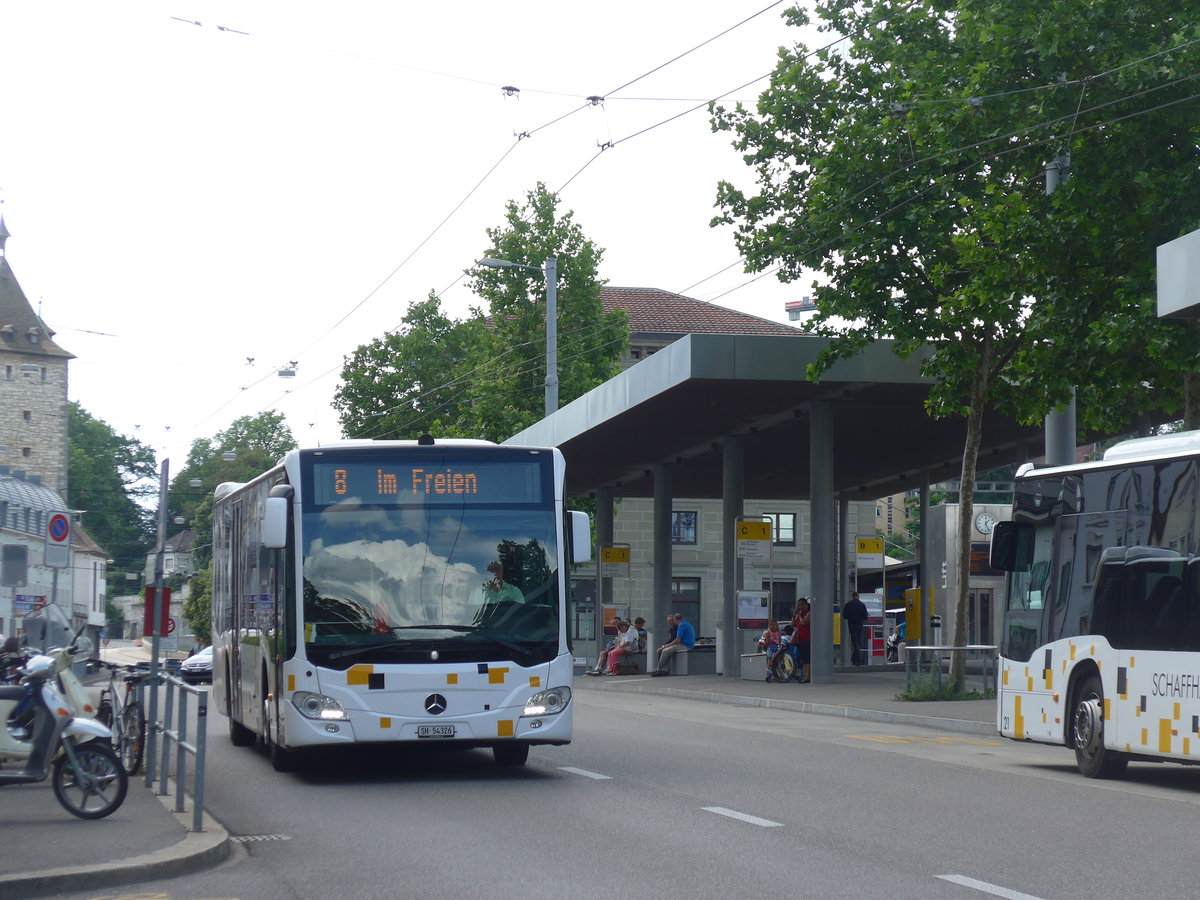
702,806,784,828
559,766,612,780
936,875,1045,900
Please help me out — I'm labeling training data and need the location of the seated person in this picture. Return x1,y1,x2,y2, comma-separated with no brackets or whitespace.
587,618,623,675
757,619,783,679
605,620,641,674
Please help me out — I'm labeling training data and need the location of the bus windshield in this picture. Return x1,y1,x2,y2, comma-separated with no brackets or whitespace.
300,486,560,667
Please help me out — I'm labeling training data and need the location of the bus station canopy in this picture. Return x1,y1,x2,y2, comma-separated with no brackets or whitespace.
506,333,1047,501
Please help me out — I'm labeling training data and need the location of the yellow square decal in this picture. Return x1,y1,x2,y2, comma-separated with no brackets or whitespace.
287,674,295,692
380,718,392,729
347,665,374,686
498,720,514,737
447,673,458,685
529,676,541,688
488,668,509,685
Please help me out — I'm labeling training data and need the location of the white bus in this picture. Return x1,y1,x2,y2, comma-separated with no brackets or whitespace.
992,430,1200,778
211,438,591,770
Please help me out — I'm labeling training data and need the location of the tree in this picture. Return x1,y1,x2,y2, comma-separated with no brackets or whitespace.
336,294,492,440
182,565,211,646
67,402,157,576
712,0,1200,688
169,411,296,567
335,183,628,442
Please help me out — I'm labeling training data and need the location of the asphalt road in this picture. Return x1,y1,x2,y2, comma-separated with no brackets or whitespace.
51,687,1200,900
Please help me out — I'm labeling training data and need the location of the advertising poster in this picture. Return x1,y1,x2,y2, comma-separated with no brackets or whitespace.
736,590,770,630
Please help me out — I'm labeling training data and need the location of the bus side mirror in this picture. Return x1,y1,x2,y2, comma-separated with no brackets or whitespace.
569,510,592,565
990,520,1032,572
263,496,289,549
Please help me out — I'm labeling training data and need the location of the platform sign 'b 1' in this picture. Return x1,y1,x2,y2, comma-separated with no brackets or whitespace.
44,512,71,569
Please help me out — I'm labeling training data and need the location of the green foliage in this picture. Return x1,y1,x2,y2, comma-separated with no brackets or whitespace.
104,598,125,633
66,403,157,575
714,1,1200,431
168,411,296,566
896,669,995,702
182,564,211,645
335,183,628,442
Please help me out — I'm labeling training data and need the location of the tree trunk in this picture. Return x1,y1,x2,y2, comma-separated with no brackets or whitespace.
949,349,990,694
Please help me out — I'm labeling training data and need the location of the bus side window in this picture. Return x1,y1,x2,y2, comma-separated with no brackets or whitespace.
1187,559,1200,651
990,521,1032,571
1090,555,1125,642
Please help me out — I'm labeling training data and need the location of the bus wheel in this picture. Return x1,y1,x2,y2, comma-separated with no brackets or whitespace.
1073,675,1128,779
262,686,294,772
493,743,529,767
228,668,254,747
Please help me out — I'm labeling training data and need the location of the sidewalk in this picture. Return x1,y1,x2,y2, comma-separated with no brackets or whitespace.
573,665,997,736
0,665,992,899
0,771,229,900
0,641,231,900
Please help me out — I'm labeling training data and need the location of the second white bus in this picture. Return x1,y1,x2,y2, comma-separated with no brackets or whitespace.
992,430,1200,778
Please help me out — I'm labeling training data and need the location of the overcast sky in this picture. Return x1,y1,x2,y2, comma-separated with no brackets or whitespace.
0,1,821,470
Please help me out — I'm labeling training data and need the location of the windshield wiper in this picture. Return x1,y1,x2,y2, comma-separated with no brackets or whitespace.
326,625,534,661
394,624,535,659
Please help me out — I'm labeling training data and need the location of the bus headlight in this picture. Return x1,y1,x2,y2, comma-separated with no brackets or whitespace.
522,686,570,717
292,691,349,721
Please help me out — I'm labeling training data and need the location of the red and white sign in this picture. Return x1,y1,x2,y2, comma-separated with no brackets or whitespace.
44,512,71,568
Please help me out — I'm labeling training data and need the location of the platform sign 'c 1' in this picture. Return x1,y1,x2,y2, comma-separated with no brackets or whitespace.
736,519,772,560
44,512,71,569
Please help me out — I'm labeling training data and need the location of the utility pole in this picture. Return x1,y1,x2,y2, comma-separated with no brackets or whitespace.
544,257,558,416
145,458,168,785
1044,151,1076,467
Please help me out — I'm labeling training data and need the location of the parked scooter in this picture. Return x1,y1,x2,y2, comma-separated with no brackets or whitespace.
3,622,99,736
0,651,128,818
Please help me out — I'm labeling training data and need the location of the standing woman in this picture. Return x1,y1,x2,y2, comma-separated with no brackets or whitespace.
791,598,812,683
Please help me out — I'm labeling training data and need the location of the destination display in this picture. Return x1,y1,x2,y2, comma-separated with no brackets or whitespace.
311,460,545,506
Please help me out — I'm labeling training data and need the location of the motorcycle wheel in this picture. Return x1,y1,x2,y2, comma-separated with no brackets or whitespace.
52,742,129,819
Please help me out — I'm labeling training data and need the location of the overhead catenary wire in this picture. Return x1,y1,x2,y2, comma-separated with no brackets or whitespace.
169,4,791,444
163,4,1200,456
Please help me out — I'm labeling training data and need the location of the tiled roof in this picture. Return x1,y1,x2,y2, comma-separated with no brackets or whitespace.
0,256,73,359
601,286,803,338
164,530,195,553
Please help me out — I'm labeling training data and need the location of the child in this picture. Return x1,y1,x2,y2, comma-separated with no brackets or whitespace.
758,619,782,681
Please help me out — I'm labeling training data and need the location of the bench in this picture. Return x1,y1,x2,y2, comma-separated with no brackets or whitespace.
740,652,769,681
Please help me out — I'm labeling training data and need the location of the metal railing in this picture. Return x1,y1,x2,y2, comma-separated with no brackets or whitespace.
149,672,209,833
903,644,998,698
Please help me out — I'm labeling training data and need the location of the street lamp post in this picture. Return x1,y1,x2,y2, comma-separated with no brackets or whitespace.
479,256,558,417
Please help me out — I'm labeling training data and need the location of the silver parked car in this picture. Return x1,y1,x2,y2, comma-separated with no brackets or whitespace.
180,646,213,684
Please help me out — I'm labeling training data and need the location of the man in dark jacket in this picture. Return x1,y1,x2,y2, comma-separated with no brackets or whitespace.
842,592,869,666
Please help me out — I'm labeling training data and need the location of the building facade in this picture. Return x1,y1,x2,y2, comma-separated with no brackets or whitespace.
571,288,878,654
0,220,108,639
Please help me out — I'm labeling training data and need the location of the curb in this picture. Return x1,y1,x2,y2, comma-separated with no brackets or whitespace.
0,782,230,900
584,679,998,737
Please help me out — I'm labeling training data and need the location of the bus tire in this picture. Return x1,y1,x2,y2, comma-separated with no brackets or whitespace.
262,686,294,772
493,743,529,767
228,666,255,747
230,714,254,747
1073,674,1128,779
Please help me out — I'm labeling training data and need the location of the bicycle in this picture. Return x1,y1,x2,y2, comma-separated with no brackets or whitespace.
93,661,150,775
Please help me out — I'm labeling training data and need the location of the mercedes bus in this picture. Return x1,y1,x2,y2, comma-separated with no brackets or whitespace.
211,438,590,770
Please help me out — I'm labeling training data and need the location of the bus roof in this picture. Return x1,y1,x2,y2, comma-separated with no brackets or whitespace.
1015,430,1200,481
